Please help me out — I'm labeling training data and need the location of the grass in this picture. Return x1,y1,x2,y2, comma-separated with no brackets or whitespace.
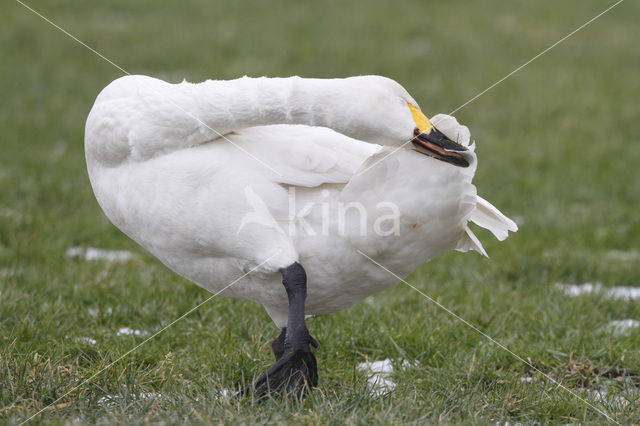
1,0,639,423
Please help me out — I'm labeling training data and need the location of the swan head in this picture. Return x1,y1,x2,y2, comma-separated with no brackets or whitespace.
407,104,472,168
348,76,471,168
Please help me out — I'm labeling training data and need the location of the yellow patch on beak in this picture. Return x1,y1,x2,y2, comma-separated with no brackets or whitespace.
407,102,435,135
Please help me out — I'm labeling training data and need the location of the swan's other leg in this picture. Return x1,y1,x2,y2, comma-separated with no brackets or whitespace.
252,262,318,397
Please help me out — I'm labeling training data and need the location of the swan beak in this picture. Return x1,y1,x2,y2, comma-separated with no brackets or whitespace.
406,102,469,167
411,128,469,168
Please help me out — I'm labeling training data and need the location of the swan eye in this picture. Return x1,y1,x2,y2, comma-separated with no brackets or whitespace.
406,102,435,135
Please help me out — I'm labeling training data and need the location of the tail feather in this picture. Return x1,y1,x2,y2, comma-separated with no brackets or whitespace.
456,196,517,257
456,226,488,257
471,196,518,241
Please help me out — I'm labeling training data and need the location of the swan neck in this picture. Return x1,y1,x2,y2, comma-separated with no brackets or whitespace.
197,76,349,131
85,75,365,166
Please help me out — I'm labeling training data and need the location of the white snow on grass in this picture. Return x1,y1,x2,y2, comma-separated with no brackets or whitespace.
193,388,233,402
606,287,640,300
585,388,630,407
557,282,640,300
357,358,417,396
520,375,635,408
98,389,233,405
88,307,113,318
116,328,148,337
607,319,640,335
65,335,97,345
66,246,134,262
557,282,600,297
74,336,97,345
98,392,164,405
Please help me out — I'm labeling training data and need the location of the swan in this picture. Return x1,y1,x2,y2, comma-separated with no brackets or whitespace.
84,74,517,397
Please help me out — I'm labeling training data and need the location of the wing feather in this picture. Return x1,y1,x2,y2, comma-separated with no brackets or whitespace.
225,125,381,188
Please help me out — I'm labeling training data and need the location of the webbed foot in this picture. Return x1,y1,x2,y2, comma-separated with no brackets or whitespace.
252,348,318,399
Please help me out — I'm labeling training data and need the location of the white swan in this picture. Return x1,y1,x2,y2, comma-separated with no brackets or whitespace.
85,75,517,396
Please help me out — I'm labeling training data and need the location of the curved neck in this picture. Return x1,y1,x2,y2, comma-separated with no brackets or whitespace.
86,75,403,165
189,76,355,136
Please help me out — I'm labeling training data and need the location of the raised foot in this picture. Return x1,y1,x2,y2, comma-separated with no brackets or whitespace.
250,349,318,399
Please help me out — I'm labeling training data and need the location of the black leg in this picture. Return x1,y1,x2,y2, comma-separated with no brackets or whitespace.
251,262,319,398
271,327,286,361
272,327,319,362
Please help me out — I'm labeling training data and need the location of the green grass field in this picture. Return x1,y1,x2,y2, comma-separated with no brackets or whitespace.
2,0,639,423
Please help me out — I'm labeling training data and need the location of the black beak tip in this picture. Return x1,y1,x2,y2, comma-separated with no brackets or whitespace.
412,127,470,168
449,155,470,168
414,127,467,152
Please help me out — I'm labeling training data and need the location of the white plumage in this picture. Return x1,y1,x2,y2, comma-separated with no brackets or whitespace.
85,74,517,328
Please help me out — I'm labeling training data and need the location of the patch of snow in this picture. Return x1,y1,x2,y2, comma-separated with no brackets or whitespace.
557,282,640,300
607,250,640,261
97,395,113,405
116,328,148,337
75,336,97,345
98,392,164,405
88,307,113,318
558,282,601,297
607,319,640,335
66,246,134,262
194,388,232,402
586,388,629,407
607,287,640,300
357,358,417,396
519,373,635,409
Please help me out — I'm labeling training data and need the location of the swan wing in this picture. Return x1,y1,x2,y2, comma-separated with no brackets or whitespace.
225,125,382,188
89,124,382,274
